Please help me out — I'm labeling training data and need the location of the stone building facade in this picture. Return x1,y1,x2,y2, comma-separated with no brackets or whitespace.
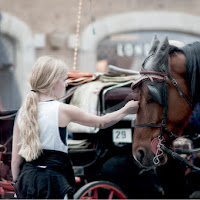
1,0,200,109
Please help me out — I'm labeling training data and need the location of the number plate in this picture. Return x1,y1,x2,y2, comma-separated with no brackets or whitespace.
112,129,132,143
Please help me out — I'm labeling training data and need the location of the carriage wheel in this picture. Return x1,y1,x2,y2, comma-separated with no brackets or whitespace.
74,181,128,199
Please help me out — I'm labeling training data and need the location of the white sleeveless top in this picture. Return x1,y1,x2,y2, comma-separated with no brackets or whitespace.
38,100,68,153
18,100,68,154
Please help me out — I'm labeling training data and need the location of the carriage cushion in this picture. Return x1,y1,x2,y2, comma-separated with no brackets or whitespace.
66,70,97,86
67,70,93,78
107,65,139,76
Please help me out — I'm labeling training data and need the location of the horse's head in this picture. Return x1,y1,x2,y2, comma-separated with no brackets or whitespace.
132,35,192,168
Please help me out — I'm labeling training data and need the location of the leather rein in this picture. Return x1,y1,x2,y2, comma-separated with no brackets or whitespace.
132,56,200,170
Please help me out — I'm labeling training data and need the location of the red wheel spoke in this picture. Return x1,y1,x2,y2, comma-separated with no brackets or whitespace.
108,190,114,199
93,188,98,199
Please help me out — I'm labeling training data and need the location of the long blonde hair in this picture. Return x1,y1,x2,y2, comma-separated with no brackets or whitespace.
19,56,68,161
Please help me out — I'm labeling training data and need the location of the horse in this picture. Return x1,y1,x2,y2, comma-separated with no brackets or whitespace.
131,34,200,168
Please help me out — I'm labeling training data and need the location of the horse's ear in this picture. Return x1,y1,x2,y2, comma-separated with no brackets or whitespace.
152,36,169,72
148,34,160,55
155,36,169,54
142,36,169,72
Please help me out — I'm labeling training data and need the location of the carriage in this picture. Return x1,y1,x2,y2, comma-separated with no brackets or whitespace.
1,39,200,199
0,67,151,199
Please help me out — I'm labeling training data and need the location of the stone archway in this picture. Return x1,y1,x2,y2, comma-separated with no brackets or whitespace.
78,11,200,72
0,12,35,108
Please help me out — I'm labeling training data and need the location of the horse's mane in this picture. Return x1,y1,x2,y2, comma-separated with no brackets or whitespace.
168,44,200,133
168,42,200,105
181,42,200,105
170,42,200,134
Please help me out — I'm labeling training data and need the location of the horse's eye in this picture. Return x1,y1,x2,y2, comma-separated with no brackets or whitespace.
147,98,154,104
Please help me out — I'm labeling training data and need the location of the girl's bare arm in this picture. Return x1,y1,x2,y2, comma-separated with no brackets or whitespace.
59,100,139,129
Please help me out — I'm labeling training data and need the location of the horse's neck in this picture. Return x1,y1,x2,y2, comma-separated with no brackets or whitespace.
169,53,187,78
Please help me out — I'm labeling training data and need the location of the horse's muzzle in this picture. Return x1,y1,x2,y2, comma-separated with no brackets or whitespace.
133,146,168,167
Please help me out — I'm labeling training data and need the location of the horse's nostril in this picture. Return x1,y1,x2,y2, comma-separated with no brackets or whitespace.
136,148,146,163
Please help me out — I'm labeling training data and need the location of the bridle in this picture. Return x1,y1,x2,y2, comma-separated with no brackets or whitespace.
131,53,198,167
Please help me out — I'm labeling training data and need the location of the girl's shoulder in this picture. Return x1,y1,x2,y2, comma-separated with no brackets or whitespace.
38,100,61,107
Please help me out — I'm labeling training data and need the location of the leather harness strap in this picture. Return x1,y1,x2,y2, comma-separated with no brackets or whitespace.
160,145,200,171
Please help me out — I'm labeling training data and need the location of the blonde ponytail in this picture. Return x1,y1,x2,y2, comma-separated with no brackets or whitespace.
19,91,41,161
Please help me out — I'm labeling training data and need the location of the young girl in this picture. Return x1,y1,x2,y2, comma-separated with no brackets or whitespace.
11,56,139,199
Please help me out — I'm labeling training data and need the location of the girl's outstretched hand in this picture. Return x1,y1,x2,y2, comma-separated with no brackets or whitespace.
125,100,139,115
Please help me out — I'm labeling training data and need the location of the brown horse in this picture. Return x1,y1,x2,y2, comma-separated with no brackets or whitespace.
131,35,200,168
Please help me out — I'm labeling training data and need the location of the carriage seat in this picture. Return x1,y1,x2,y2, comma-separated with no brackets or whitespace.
103,87,136,101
